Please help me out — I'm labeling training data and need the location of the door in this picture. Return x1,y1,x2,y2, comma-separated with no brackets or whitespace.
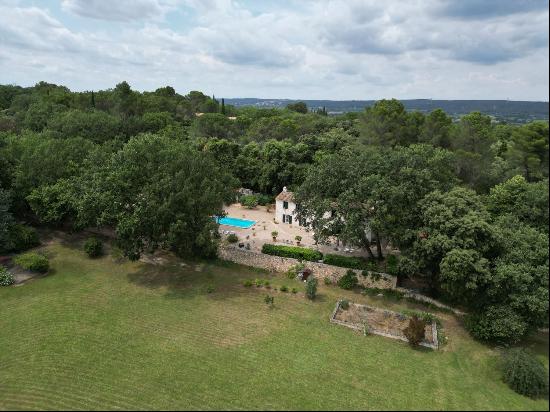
287,215,292,225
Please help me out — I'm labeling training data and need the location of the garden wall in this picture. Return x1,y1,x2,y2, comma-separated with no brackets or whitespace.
218,245,397,289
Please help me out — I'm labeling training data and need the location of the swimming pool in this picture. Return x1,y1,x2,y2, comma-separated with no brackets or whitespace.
216,216,256,229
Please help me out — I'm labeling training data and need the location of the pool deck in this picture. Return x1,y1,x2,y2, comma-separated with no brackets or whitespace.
221,203,392,258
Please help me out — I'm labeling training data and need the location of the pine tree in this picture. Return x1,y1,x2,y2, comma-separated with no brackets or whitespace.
91,91,95,108
221,98,226,115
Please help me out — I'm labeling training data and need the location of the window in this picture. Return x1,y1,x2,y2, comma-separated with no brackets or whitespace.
283,201,288,209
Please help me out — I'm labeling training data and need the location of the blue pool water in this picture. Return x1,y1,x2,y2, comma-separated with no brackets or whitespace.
216,216,256,229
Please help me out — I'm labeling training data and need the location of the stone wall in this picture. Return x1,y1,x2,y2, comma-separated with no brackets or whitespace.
218,245,397,289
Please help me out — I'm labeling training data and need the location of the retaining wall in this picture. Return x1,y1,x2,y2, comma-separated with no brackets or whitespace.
218,245,397,289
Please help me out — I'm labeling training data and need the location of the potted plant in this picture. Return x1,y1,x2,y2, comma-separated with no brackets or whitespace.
271,231,278,242
295,235,302,246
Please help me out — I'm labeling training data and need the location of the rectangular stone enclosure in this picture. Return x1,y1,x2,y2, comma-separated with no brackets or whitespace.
330,301,439,350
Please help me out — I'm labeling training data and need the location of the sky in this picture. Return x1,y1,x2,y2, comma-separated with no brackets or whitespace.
0,0,548,100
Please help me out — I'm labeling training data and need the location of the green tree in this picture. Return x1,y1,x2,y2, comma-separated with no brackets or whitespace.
505,121,549,182
287,101,308,114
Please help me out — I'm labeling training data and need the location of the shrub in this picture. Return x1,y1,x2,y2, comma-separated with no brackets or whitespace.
261,244,322,262
360,270,369,277
271,231,278,240
323,253,368,269
0,266,14,286
404,315,426,346
241,194,259,209
337,270,358,290
340,299,350,310
286,262,305,279
206,285,215,293
264,294,274,307
84,237,103,258
9,224,40,252
13,253,49,273
227,233,239,243
280,285,288,292
295,235,302,243
466,305,527,344
254,278,263,287
291,288,298,294
324,276,332,285
305,277,318,300
386,255,399,276
243,280,253,287
502,348,548,398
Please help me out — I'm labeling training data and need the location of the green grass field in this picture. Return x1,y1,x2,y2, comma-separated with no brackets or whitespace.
1,237,548,410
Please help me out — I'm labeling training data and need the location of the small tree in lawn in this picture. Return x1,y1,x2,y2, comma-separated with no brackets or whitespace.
306,277,318,300
84,237,103,258
404,315,426,347
264,294,274,308
271,231,278,242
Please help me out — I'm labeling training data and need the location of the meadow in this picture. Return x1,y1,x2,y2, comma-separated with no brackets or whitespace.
0,238,548,410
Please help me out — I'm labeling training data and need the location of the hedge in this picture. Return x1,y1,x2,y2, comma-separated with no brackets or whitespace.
323,253,369,269
261,244,322,262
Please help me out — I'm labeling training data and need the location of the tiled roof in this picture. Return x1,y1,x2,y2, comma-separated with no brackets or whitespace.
276,191,295,202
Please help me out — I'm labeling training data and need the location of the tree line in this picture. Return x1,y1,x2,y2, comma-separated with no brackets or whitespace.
0,81,548,344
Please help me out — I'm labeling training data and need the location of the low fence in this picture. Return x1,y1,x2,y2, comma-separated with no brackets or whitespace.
218,245,397,289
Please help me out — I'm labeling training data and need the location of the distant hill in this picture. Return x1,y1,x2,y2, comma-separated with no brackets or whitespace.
225,98,549,123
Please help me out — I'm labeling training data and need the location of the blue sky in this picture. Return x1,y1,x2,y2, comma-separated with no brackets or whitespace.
0,0,548,100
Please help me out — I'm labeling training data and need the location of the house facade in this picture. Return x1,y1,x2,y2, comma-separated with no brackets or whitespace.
275,187,300,225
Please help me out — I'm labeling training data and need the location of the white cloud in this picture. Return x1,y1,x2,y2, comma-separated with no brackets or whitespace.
0,0,548,100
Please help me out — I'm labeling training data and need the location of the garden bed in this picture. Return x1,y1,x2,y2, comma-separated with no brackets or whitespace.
330,301,438,349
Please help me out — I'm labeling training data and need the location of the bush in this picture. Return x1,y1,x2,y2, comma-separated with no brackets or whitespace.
404,315,426,346
386,255,399,276
226,233,238,243
466,305,528,344
291,288,298,294
502,348,548,398
261,244,322,262
280,285,288,292
84,237,103,258
264,294,274,307
243,280,253,287
323,254,368,269
206,285,215,293
286,262,305,279
324,276,332,285
13,252,49,273
340,299,350,310
305,277,318,300
241,194,259,209
0,266,14,286
254,279,263,287
337,270,358,290
9,224,40,252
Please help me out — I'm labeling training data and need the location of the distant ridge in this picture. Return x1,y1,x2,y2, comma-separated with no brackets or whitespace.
225,98,549,123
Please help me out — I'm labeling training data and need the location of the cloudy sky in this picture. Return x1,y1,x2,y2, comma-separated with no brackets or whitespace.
0,0,548,100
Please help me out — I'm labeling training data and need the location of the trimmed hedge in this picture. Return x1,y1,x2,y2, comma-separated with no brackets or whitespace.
323,253,369,270
261,244,322,262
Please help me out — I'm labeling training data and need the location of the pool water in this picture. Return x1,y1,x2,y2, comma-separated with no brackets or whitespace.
216,216,256,229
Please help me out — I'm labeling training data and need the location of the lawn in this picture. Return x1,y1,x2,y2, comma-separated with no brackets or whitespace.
0,237,548,410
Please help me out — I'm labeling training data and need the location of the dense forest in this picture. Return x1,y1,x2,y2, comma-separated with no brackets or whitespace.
1,81,548,345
